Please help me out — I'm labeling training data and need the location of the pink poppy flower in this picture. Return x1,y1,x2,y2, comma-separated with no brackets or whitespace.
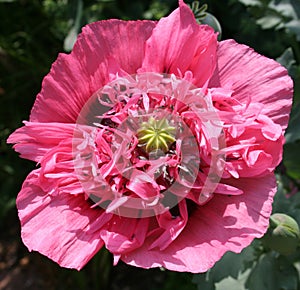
8,0,293,273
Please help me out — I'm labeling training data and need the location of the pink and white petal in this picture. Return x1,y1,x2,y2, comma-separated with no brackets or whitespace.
121,174,276,273
17,170,110,270
30,20,156,123
140,0,217,86
210,39,293,130
7,122,75,162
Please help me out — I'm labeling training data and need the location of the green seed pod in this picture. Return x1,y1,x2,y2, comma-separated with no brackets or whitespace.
137,117,176,153
263,213,300,256
201,13,222,40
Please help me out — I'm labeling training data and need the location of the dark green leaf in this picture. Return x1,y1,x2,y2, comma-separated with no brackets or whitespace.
285,19,300,41
285,103,300,143
193,244,258,290
276,47,296,73
63,0,83,51
215,272,248,290
246,254,299,290
283,142,300,179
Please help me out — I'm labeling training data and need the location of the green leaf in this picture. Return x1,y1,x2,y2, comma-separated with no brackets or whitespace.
237,0,262,6
215,271,249,290
273,175,296,211
268,0,300,39
193,244,258,290
283,142,300,179
63,0,83,52
285,103,300,143
272,175,300,227
285,19,300,41
256,14,282,29
276,258,299,290
192,273,215,290
276,47,296,73
246,254,299,290
210,246,257,280
269,0,298,19
246,254,276,289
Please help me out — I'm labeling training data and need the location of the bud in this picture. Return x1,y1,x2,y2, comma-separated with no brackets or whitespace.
189,2,222,40
263,213,300,255
201,13,222,40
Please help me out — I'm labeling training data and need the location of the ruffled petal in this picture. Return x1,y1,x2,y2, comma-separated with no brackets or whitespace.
140,0,217,86
17,170,111,270
7,122,75,162
30,20,156,123
121,174,276,273
223,127,285,178
209,39,293,130
100,216,149,260
148,200,188,251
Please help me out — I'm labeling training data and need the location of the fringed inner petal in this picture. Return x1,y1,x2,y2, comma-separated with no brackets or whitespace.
72,73,227,221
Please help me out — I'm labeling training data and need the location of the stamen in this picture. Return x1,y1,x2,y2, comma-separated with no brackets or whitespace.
137,117,176,152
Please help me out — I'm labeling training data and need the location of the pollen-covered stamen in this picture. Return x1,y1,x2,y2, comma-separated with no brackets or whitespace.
137,117,176,152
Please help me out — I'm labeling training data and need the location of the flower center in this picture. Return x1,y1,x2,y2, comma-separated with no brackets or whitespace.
137,117,176,153
73,73,226,218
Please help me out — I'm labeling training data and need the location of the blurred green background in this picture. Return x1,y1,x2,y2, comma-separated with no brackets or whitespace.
1,0,300,289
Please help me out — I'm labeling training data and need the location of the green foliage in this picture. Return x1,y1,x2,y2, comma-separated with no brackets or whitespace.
193,245,259,290
193,243,300,290
284,142,300,180
285,103,300,143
